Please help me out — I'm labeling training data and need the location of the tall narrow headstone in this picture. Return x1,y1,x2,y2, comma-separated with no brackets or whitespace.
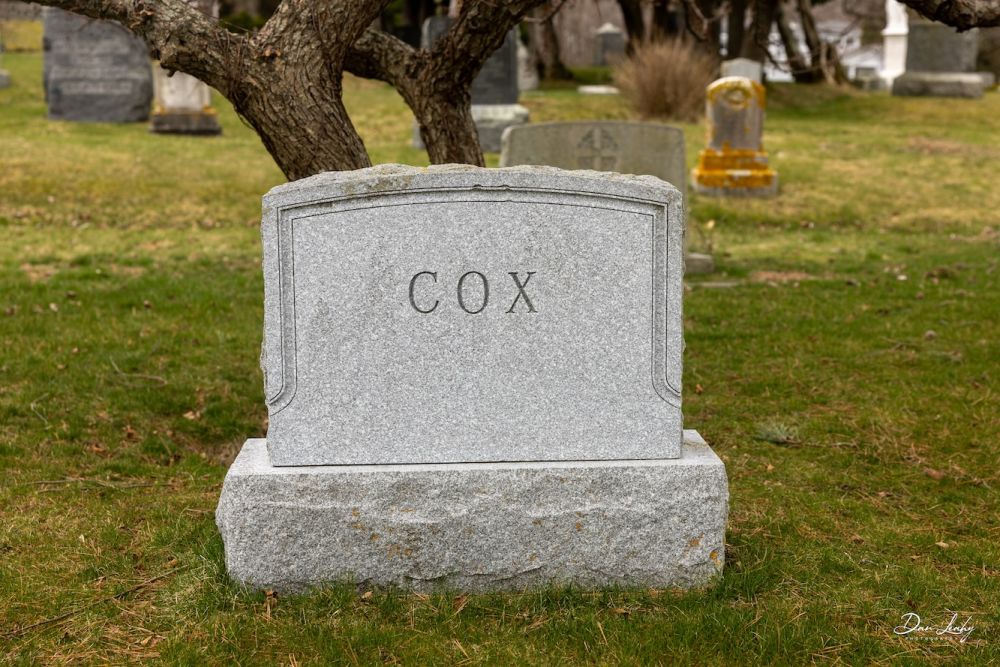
892,17,983,98
691,77,778,197
593,23,625,66
414,16,528,152
216,164,729,592
880,0,908,85
42,8,153,122
500,121,714,274
150,0,221,135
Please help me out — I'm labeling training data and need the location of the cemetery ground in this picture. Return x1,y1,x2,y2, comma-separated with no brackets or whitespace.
1,50,998,664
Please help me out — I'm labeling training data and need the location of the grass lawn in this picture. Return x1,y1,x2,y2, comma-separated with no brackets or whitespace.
1,49,999,664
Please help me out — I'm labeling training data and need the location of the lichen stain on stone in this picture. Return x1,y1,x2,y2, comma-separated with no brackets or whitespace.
688,536,701,547
370,533,380,542
709,549,719,562
575,522,584,531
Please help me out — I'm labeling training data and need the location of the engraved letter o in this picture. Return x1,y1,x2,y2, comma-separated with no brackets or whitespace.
457,271,489,314
408,271,439,314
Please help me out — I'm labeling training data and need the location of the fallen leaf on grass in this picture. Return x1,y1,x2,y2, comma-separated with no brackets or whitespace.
924,468,946,481
936,541,950,549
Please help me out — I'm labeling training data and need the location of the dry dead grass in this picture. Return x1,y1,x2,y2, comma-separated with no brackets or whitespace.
612,39,718,122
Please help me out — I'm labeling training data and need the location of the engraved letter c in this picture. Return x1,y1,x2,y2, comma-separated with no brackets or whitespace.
408,271,439,314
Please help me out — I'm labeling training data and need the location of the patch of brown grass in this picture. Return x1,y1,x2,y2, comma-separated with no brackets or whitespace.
612,39,718,122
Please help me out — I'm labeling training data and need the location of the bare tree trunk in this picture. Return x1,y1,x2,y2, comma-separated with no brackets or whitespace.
616,0,646,54
651,0,679,41
775,0,816,81
527,2,573,80
796,0,847,83
739,0,778,61
727,0,746,57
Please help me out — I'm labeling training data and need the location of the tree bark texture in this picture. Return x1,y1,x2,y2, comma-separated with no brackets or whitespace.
616,0,647,53
727,0,746,56
739,0,778,61
527,2,573,80
34,0,550,178
775,0,816,81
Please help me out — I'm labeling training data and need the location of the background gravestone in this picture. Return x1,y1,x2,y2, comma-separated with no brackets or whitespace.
0,37,9,89
892,17,984,98
42,8,153,122
216,164,728,592
720,58,762,83
692,77,778,197
593,22,625,66
414,16,527,152
500,121,714,274
150,0,221,135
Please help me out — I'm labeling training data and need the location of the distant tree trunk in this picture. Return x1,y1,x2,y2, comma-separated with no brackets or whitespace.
775,0,815,81
694,0,721,55
617,0,646,53
796,0,847,83
739,0,778,61
728,0,747,56
651,0,680,41
527,2,573,79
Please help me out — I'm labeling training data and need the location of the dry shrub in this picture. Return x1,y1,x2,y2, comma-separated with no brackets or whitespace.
613,39,719,122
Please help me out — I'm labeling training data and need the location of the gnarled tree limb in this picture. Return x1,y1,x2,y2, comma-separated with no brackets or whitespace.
899,0,1000,29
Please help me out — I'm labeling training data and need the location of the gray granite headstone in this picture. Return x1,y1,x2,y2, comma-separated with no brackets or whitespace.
500,122,717,274
43,8,152,122
500,121,686,196
216,164,728,593
261,165,684,466
422,16,518,105
892,18,984,98
594,23,626,66
905,20,979,72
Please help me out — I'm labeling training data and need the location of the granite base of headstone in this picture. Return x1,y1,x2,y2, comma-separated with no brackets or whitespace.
692,77,778,197
43,7,153,122
215,164,729,592
151,67,221,135
500,121,714,274
892,19,984,98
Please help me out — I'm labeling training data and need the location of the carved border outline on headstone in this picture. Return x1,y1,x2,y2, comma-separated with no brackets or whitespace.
262,184,683,417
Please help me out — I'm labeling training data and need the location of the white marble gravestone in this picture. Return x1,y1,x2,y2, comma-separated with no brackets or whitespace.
150,0,221,134
216,164,728,592
720,58,763,83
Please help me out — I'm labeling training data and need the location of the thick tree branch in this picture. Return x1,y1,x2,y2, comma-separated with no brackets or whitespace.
899,0,1000,29
33,0,243,95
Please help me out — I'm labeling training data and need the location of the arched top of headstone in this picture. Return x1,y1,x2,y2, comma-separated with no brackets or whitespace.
706,76,765,110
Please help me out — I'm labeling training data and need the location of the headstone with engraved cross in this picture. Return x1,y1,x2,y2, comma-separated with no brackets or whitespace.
500,121,714,273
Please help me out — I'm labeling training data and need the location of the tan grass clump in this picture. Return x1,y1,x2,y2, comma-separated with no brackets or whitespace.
613,39,719,122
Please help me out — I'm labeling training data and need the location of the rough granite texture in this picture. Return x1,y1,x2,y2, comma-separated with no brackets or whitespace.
43,8,152,122
905,21,979,73
216,432,728,592
261,165,686,466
